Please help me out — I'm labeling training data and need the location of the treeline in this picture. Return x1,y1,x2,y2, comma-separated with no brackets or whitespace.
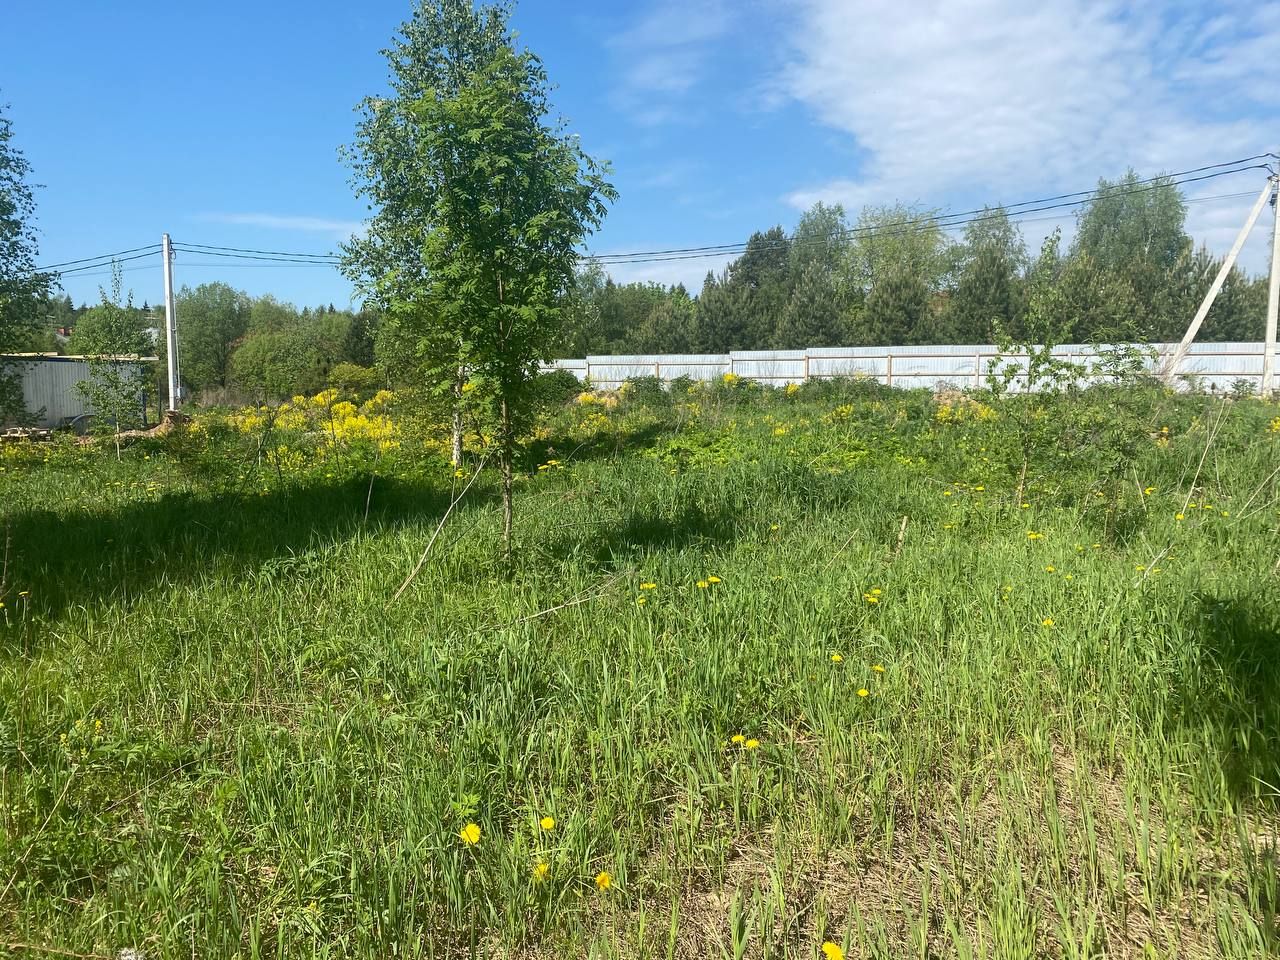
562,172,1269,356
31,283,383,403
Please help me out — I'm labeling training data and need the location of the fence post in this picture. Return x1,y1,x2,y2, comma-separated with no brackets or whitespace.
974,351,981,389
803,353,810,384
654,361,660,379
584,360,591,385
886,354,894,387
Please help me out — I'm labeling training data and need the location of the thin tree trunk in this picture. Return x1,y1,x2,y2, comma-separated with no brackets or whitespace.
500,394,514,562
452,365,464,467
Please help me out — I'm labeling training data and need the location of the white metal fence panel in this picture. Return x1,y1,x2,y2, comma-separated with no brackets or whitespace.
547,342,1269,393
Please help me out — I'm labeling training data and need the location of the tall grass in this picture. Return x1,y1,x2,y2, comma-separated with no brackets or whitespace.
1,380,1278,958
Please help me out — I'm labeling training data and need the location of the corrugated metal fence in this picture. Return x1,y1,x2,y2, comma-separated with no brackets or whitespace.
547,342,1270,393
1,355,155,428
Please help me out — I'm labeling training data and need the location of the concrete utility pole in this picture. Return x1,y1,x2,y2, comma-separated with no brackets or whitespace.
1162,177,1275,383
162,233,181,411
1262,176,1280,399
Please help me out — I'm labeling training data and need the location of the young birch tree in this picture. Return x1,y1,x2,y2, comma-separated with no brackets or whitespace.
344,1,614,559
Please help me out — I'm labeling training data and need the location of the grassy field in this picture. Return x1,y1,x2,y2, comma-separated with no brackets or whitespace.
2,376,1279,959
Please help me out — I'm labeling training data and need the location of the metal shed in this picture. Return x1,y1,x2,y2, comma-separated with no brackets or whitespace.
1,354,157,429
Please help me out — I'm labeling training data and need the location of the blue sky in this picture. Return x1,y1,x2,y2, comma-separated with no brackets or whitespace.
4,0,1278,310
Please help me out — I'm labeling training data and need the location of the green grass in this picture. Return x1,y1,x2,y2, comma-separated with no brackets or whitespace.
2,380,1279,958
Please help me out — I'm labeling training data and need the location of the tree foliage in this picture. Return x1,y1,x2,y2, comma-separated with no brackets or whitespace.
343,0,614,554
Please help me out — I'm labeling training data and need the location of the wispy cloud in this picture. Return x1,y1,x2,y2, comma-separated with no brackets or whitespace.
196,212,364,237
778,0,1279,270
608,0,731,127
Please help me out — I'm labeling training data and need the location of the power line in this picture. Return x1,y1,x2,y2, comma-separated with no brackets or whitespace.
585,157,1275,263
591,168,1273,266
39,153,1277,278
170,245,340,265
173,241,340,260
36,244,161,271
54,249,163,276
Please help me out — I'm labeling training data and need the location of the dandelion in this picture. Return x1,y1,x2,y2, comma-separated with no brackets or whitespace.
1144,486,1156,495
857,688,869,698
975,485,985,491
831,653,843,663
731,734,746,744
534,861,550,881
1175,513,1185,521
1027,531,1043,540
870,588,882,596
540,816,555,831
745,738,760,750
770,523,780,531
459,823,481,846
697,580,709,589
636,596,647,606
1020,502,1030,509
1043,565,1055,573
707,575,722,584
863,594,879,604
595,871,613,891
943,490,953,497
872,664,885,673
1041,617,1054,628
821,943,845,960
639,582,657,590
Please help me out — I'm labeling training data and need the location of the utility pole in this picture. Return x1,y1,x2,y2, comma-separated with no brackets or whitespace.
1263,176,1280,399
1162,177,1274,383
162,233,181,411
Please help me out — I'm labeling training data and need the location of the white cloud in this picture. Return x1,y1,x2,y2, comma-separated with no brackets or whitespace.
196,212,364,237
608,0,731,126
779,0,1279,271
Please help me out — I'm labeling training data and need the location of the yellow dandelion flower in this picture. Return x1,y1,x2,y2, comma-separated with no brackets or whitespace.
831,653,843,663
1043,565,1055,573
821,943,845,960
870,588,882,596
459,823,481,846
745,738,760,750
534,861,550,881
640,582,657,590
863,594,879,604
857,688,869,698
1027,531,1043,540
1144,486,1155,495
707,575,722,584
1041,617,1054,628
1175,513,1185,521
540,816,555,831
731,734,746,744
872,664,885,673
770,523,780,531
943,490,953,496
636,596,647,605
595,871,613,891
696,580,709,589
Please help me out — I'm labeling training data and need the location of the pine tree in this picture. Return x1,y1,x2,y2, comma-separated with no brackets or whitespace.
775,262,849,349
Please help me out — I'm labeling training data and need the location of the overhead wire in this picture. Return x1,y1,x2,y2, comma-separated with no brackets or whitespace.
38,153,1276,279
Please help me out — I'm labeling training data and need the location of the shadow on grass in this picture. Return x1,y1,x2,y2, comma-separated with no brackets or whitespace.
525,420,670,468
1,474,491,626
1174,596,1280,805
535,498,742,568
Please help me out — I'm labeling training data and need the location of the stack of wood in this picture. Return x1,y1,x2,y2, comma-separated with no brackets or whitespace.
0,426,53,442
